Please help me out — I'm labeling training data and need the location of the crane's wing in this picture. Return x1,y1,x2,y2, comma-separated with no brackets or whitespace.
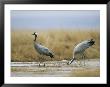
41,47,50,54
38,44,54,56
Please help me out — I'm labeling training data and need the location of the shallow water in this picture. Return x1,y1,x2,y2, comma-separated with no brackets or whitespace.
11,59,100,77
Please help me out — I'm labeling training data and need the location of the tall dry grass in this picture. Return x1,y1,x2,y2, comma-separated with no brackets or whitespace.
11,29,100,62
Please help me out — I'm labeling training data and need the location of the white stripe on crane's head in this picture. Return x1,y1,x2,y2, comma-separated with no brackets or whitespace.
32,32,38,36
35,32,38,35
32,32,38,37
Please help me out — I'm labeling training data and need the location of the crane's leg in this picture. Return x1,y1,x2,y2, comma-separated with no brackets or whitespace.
74,59,80,67
38,55,43,67
74,55,81,66
77,54,82,66
78,53,84,66
82,53,86,66
38,55,41,67
38,63,40,67
41,55,45,67
39,57,41,67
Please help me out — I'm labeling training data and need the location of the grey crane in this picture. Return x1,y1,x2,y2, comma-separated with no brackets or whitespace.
67,39,95,65
32,32,54,66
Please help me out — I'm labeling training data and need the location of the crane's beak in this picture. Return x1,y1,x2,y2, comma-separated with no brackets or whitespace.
32,33,34,35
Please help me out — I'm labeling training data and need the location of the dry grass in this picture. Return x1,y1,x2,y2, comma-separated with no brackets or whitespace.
11,29,100,62
70,68,100,77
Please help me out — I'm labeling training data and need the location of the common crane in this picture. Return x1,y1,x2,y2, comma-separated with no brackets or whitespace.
67,39,95,65
32,32,54,66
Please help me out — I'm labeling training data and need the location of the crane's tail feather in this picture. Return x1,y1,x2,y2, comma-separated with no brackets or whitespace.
67,58,75,65
49,53,54,58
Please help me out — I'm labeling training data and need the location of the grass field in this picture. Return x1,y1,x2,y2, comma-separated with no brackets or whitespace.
11,29,100,62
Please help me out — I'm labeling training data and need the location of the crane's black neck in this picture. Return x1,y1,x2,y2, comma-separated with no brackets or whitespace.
34,34,37,42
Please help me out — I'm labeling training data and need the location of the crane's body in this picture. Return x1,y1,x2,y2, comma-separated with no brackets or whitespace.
32,32,54,66
67,39,95,65
34,42,54,58
73,40,94,54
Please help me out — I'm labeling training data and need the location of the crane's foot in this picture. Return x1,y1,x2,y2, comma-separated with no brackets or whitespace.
38,63,46,67
43,63,46,67
38,63,41,67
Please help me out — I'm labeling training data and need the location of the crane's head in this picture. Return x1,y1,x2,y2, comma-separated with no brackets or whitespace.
87,39,95,46
32,32,38,41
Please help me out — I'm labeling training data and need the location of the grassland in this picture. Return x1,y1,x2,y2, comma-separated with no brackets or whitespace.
11,29,100,62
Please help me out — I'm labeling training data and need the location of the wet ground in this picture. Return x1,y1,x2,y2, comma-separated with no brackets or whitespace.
11,59,100,77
